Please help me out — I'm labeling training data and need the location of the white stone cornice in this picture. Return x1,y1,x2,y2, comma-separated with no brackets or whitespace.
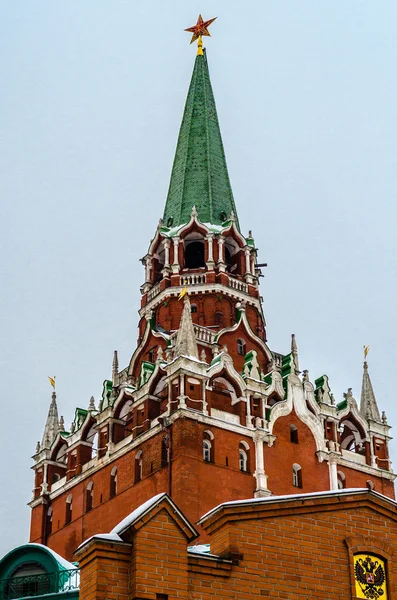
317,450,396,481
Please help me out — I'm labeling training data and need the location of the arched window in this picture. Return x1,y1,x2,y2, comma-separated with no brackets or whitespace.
46,506,53,536
237,339,246,356
290,424,299,444
203,430,214,463
86,481,94,511
185,240,205,269
65,494,72,524
292,464,302,488
337,471,346,490
239,449,248,472
203,440,212,462
6,563,49,598
135,451,143,482
239,441,250,472
52,473,61,484
191,304,197,313
110,466,118,497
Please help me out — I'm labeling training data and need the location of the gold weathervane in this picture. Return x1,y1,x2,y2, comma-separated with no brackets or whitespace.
363,345,370,360
48,375,56,390
185,14,217,56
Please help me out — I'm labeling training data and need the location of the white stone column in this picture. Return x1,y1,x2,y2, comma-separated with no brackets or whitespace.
370,433,377,468
166,381,172,416
172,237,180,274
206,233,215,269
178,374,187,408
145,255,152,283
246,393,253,428
218,235,226,273
244,248,254,284
245,248,251,274
41,463,48,494
253,432,270,497
202,381,208,416
328,457,338,490
218,236,225,262
164,239,171,268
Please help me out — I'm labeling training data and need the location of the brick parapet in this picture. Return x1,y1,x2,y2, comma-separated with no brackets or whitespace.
76,539,132,600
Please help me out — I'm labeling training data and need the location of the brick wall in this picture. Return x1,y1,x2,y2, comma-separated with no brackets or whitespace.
75,490,397,600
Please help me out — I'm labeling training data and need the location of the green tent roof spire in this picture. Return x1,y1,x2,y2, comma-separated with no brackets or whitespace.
163,50,240,230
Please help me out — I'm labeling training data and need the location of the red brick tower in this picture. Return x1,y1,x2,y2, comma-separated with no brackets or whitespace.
29,39,395,561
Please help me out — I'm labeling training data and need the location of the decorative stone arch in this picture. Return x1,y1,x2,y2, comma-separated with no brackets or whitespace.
337,401,369,441
128,322,165,382
128,327,166,381
81,416,97,443
339,417,367,451
174,212,211,240
216,309,273,366
147,228,166,257
207,357,246,400
149,371,168,398
113,391,134,421
211,375,240,404
50,438,68,465
220,220,247,249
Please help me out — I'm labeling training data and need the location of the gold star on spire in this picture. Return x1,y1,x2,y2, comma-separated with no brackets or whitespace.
185,14,217,55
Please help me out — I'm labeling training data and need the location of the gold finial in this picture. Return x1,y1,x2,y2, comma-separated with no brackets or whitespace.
185,15,217,55
363,345,370,361
197,36,203,56
48,375,56,390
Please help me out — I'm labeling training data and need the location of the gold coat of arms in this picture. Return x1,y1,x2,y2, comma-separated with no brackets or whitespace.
354,554,387,599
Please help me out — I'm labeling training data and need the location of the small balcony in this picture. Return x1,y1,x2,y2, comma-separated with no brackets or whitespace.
180,273,206,286
0,569,79,599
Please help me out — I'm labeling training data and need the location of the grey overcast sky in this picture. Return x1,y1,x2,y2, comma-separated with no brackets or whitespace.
1,1,396,557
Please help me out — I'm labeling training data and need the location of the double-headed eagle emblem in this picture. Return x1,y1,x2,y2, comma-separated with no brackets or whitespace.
354,556,386,599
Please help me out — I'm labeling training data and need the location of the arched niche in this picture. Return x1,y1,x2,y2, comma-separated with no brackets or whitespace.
184,232,205,269
224,235,243,275
152,239,166,284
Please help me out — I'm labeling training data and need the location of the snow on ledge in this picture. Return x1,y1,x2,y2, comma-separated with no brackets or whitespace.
111,493,168,535
76,532,123,551
198,487,396,523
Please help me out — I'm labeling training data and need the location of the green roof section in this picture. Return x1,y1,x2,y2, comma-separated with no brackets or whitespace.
163,50,240,231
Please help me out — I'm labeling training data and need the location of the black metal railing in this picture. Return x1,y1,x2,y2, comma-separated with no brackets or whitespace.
0,568,79,599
